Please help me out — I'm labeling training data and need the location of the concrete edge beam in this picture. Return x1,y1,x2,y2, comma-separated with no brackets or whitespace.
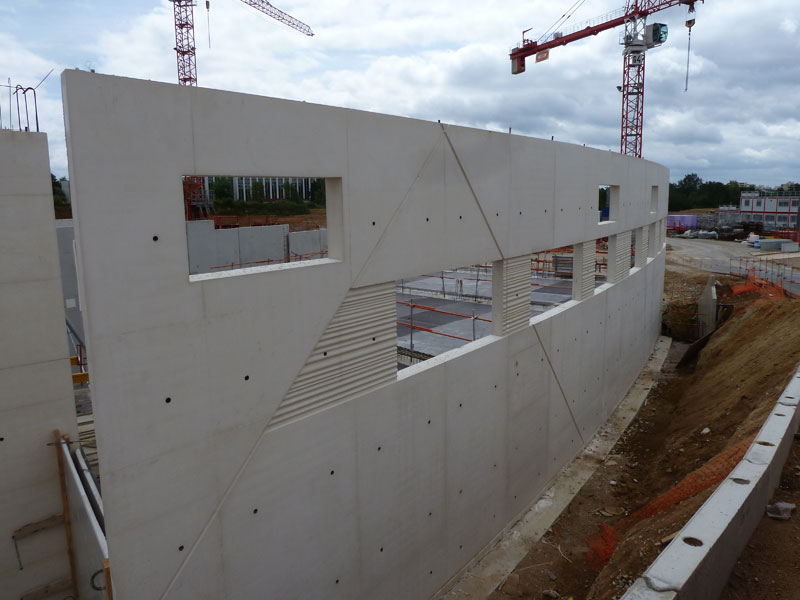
621,361,800,600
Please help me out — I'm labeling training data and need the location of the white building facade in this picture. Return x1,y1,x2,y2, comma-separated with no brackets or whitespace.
738,191,800,229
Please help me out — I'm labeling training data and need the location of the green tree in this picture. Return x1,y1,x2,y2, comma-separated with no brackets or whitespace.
598,186,609,210
309,179,326,208
51,173,67,204
210,177,233,205
676,173,702,196
251,180,265,203
282,181,303,205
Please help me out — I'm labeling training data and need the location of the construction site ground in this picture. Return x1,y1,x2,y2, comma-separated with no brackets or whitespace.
489,242,800,600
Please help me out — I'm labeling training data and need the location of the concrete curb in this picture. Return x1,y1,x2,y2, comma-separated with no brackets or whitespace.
622,362,800,600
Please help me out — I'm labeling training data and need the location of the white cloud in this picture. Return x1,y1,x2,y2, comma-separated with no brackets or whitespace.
779,17,797,34
4,0,799,185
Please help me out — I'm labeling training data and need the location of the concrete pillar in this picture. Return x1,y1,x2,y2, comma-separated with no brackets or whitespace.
648,222,658,258
492,255,531,336
572,240,595,301
607,231,632,284
635,225,649,268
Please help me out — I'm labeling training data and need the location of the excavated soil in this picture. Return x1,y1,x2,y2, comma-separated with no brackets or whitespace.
490,261,800,600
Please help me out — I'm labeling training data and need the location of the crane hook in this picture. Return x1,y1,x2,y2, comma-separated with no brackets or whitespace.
684,9,695,92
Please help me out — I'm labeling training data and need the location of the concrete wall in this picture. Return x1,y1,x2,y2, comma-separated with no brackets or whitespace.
0,130,78,597
186,221,292,274
62,70,668,599
697,275,717,339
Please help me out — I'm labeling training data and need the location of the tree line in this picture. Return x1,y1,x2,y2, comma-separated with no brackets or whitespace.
668,174,799,212
209,177,326,216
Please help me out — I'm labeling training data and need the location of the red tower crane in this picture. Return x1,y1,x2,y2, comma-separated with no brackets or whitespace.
170,0,314,218
509,0,701,158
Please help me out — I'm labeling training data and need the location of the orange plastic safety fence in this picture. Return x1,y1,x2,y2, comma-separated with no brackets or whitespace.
731,268,787,300
586,433,756,570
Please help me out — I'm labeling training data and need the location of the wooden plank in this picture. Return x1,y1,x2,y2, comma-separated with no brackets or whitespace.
103,558,114,600
72,372,90,384
20,576,72,600
54,430,80,600
12,514,64,540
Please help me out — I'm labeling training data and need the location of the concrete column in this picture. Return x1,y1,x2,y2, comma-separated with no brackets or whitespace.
648,222,658,258
635,225,649,268
607,231,632,284
492,255,531,336
572,240,595,301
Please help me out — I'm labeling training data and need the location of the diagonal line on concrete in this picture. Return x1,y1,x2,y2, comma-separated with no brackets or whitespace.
532,322,586,445
440,123,505,260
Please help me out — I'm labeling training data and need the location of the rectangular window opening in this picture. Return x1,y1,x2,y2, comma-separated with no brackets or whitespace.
598,184,620,223
396,265,493,370
183,175,336,276
650,185,659,213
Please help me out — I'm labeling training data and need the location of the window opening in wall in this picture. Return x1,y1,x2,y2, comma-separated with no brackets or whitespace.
531,242,606,315
396,265,493,369
650,185,659,213
598,185,620,223
183,175,330,275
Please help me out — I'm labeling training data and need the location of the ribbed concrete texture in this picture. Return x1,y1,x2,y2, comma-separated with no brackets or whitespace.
572,240,596,300
492,256,532,336
62,70,668,600
0,130,78,598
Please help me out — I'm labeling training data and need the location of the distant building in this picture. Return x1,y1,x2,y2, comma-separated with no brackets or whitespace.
738,191,800,229
201,176,320,202
60,179,71,203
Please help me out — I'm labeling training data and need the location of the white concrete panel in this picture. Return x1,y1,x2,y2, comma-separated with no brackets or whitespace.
61,71,668,600
287,228,325,261
185,219,216,274
0,194,61,282
353,135,502,286
238,224,288,266
0,131,53,197
343,111,444,280
508,135,556,254
0,130,77,599
212,227,240,271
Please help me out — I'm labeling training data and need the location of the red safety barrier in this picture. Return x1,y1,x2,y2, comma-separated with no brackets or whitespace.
396,301,491,323
396,321,472,342
586,434,755,570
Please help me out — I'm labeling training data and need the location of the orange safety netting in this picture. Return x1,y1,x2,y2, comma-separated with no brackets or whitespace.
731,268,786,299
585,433,756,570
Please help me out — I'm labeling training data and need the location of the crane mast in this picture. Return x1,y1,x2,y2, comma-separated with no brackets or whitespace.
510,0,701,158
169,0,313,219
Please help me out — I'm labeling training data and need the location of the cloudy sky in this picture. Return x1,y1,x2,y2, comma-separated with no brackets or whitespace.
2,0,797,185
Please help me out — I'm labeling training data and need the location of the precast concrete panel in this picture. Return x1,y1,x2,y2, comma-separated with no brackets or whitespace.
0,130,77,598
61,71,668,600
287,228,326,261
238,224,288,266
185,220,216,274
